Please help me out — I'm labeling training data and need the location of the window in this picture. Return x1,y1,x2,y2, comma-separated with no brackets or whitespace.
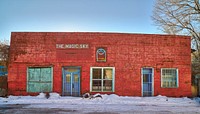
161,68,178,88
96,47,107,62
0,66,7,76
27,67,52,92
90,67,115,92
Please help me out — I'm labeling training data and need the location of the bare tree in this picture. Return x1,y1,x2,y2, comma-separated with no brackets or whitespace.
152,0,200,46
152,0,200,89
0,40,9,68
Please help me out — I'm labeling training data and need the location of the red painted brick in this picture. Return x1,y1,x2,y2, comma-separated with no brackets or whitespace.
8,32,191,97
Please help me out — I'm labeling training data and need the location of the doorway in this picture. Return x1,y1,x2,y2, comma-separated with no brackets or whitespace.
62,67,80,96
142,68,154,97
198,79,200,97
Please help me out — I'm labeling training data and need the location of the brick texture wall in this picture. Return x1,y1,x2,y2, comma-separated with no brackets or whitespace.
8,32,191,97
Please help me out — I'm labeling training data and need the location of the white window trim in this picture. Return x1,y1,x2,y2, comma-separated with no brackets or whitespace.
161,68,179,88
141,67,154,97
90,67,115,92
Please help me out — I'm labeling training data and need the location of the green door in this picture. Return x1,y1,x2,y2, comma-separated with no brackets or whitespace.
27,67,52,92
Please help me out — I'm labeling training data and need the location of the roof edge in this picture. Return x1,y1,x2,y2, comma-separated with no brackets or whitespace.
10,31,191,37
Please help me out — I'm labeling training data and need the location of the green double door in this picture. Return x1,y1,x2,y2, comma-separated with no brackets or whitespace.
62,67,80,97
27,67,52,92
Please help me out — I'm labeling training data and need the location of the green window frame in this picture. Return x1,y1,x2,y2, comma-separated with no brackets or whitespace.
161,68,178,88
27,67,53,92
90,67,115,92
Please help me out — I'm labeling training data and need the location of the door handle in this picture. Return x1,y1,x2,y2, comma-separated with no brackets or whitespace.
72,83,74,88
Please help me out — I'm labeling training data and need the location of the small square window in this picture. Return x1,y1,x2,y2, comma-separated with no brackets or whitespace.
161,68,178,88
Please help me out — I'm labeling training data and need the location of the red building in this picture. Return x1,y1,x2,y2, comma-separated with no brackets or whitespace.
8,32,192,97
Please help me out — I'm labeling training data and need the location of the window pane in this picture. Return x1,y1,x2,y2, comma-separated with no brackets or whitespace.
92,80,102,91
143,68,152,74
66,74,71,82
104,69,113,79
161,69,177,88
74,74,79,82
143,74,152,83
143,83,152,91
103,80,112,91
92,69,102,79
65,68,78,72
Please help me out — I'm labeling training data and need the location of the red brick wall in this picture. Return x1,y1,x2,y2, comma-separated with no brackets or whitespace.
8,32,191,97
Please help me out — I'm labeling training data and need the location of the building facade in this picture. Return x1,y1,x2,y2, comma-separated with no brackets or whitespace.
8,32,191,97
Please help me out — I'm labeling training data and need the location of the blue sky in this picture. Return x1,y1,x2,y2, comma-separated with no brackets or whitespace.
0,0,162,41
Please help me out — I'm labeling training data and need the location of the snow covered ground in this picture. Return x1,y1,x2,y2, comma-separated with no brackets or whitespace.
0,93,200,114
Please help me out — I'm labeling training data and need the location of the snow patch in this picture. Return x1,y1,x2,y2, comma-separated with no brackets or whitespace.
0,93,200,113
49,93,61,99
36,93,46,99
107,94,119,99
